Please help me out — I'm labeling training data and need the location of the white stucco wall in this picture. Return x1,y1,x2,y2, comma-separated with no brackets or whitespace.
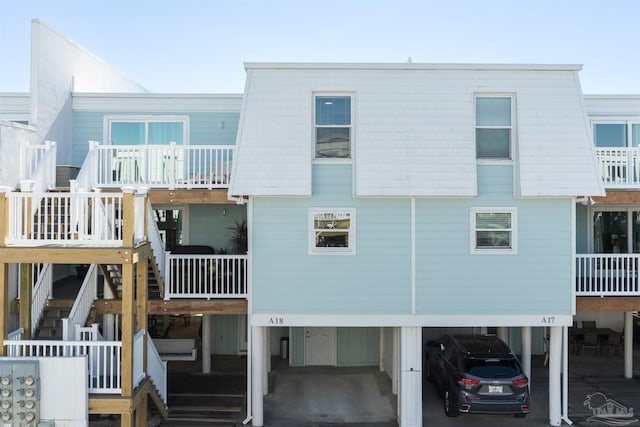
0,121,36,187
30,20,147,164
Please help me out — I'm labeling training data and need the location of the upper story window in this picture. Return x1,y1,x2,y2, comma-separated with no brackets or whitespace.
594,122,640,148
105,116,189,145
314,95,352,160
475,96,513,160
470,207,517,254
309,208,356,255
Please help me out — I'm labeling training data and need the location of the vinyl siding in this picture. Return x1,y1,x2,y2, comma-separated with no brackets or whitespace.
252,164,574,316
415,165,574,315
251,164,412,314
232,64,603,198
337,328,380,366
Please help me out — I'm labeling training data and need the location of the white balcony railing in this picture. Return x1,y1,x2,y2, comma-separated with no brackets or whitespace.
62,264,98,340
23,141,57,191
576,254,640,296
596,147,640,188
30,263,52,337
146,334,168,405
80,143,234,190
165,253,248,300
4,340,122,394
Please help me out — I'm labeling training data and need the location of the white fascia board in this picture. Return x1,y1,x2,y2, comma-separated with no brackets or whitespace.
245,62,583,72
251,314,572,327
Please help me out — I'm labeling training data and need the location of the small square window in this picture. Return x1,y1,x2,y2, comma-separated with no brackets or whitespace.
309,208,356,255
475,96,513,160
470,208,517,254
315,95,352,159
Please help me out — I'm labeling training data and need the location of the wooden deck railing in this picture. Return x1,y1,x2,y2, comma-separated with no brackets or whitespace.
576,254,640,296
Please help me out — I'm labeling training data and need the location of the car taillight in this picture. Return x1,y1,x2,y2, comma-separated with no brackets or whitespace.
457,376,480,387
512,378,529,387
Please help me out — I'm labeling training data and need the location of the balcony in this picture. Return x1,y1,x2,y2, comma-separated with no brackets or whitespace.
76,142,234,191
596,147,640,189
576,254,640,297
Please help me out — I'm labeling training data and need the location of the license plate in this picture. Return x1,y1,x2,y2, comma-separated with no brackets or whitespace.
488,385,503,393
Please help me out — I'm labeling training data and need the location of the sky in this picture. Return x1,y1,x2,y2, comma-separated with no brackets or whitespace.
0,0,638,94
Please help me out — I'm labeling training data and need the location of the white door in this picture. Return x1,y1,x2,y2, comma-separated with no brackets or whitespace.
304,327,336,366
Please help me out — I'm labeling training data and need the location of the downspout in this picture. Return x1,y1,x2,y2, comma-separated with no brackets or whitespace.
242,196,253,424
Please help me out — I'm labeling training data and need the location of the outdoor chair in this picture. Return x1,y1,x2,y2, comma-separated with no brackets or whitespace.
579,333,600,356
602,333,623,359
582,320,597,329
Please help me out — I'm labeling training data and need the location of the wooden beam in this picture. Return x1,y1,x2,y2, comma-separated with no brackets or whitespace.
93,299,248,315
0,245,151,264
593,192,640,205
121,263,135,397
88,396,133,414
577,298,640,312
148,189,238,205
19,263,32,338
0,263,8,356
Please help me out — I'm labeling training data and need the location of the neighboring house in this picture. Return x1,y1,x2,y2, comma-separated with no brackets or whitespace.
1,20,638,427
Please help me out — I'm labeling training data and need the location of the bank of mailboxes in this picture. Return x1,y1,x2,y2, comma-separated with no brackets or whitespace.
0,361,39,427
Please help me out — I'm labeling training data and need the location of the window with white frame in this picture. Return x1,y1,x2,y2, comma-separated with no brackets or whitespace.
475,96,513,160
105,116,188,146
309,208,356,255
314,95,352,159
471,208,517,254
593,122,640,148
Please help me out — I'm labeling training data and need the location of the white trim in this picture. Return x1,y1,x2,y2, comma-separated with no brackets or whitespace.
313,93,354,162
308,207,356,255
571,200,577,316
251,314,572,327
475,94,516,161
103,115,190,146
245,63,583,71
470,207,518,255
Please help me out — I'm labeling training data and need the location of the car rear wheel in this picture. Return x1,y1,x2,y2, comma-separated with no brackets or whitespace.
443,389,459,417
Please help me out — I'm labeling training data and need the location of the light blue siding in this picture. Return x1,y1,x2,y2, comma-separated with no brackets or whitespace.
576,204,589,253
188,204,246,251
416,165,573,315
72,111,239,167
252,164,574,316
208,315,239,355
252,164,412,314
337,328,380,366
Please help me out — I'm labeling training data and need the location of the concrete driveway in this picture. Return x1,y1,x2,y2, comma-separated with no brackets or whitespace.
262,352,640,427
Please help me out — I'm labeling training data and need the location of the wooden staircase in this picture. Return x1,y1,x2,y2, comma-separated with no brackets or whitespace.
33,300,73,339
100,255,164,299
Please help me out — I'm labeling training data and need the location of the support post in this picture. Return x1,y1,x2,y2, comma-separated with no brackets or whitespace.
121,187,135,247
19,263,32,338
399,326,422,427
548,326,562,426
251,326,264,426
136,258,148,373
521,326,532,381
121,263,135,398
0,263,8,355
379,327,385,372
263,327,269,395
624,311,633,379
202,315,211,373
392,327,399,395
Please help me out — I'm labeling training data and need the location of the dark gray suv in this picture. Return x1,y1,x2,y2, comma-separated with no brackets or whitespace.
425,334,530,418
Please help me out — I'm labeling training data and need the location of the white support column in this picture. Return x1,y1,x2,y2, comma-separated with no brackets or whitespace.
399,327,422,427
263,327,269,395
202,315,211,374
252,326,264,427
548,326,562,426
497,327,509,343
521,326,532,381
379,327,385,372
103,283,115,340
392,327,399,395
624,311,633,379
